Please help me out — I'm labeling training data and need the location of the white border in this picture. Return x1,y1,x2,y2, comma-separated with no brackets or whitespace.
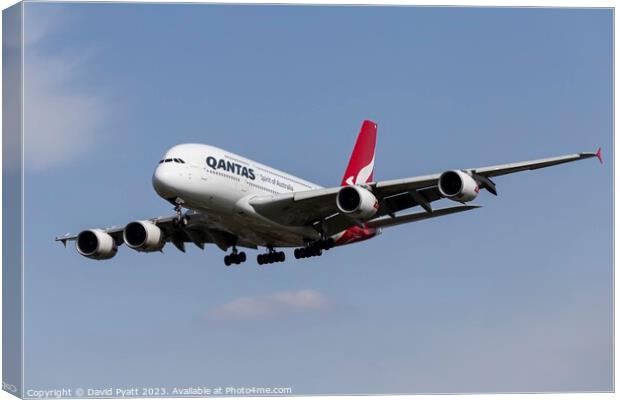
0,1,614,400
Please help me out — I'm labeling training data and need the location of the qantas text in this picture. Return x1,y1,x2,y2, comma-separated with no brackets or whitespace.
206,156,256,180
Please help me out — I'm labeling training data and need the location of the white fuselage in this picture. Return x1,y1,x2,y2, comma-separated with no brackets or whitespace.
152,143,325,248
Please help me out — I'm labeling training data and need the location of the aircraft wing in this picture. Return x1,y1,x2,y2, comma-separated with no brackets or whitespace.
56,227,124,247
374,149,602,195
249,149,601,235
55,211,257,252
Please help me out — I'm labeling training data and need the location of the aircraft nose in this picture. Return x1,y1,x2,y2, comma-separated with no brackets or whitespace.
152,165,177,198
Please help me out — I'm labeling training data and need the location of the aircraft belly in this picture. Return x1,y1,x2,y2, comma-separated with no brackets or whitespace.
227,213,307,248
186,206,307,248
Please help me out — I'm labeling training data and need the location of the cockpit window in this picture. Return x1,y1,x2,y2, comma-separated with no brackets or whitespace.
159,158,185,164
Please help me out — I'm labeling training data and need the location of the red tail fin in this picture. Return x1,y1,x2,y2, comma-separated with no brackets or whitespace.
341,120,377,186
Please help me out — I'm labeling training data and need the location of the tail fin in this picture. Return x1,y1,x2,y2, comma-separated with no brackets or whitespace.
341,120,377,186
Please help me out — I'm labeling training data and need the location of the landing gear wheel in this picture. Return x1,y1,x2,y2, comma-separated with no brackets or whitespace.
224,247,246,266
257,249,285,265
294,241,327,260
295,248,308,259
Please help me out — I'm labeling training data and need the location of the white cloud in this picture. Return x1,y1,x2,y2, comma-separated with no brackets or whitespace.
23,8,108,171
23,5,63,47
206,289,332,320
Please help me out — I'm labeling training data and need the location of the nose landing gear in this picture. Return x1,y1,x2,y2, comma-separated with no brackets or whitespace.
173,197,187,226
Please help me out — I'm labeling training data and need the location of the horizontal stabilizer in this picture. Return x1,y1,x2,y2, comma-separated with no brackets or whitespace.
366,205,481,229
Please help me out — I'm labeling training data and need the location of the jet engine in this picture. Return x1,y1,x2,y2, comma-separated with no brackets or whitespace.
438,170,479,202
336,185,379,220
123,220,165,252
76,229,118,260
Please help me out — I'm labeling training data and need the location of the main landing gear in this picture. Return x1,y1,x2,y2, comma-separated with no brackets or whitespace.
257,248,285,265
223,237,336,266
224,246,246,266
294,238,335,259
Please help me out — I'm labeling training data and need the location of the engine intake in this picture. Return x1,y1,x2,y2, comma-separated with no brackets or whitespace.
336,185,379,220
76,229,118,260
123,220,165,252
438,170,479,202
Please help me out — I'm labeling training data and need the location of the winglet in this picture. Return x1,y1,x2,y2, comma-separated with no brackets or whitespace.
596,147,603,164
55,234,70,247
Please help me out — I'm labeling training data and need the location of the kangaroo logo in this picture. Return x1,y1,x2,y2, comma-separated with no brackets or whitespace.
345,155,375,185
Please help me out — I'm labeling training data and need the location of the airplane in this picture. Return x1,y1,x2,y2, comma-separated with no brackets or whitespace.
56,120,602,266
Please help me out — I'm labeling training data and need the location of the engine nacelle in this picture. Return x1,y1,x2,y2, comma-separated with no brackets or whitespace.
336,185,379,220
123,220,165,252
76,229,118,260
438,170,479,202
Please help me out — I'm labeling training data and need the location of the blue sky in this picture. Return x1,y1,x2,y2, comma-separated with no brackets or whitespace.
19,3,612,394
